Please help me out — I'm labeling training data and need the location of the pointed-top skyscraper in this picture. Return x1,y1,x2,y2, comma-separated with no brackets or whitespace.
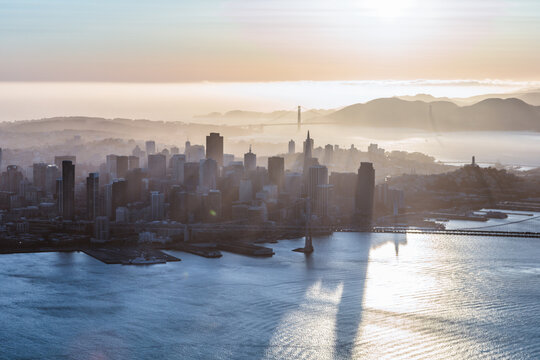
302,131,317,195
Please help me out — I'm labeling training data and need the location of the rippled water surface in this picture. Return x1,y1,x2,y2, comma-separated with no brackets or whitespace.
1,233,540,359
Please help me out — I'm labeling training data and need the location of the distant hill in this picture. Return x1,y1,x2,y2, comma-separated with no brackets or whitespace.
399,90,540,106
322,97,540,131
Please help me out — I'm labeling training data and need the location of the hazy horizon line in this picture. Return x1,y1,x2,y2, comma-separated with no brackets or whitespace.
2,78,540,87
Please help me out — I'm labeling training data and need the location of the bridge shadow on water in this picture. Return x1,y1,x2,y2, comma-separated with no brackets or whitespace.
262,232,407,359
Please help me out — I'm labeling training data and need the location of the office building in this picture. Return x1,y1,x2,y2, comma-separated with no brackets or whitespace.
86,173,99,220
45,165,59,194
128,155,140,170
308,165,328,203
126,168,144,203
148,154,166,179
32,163,47,190
199,158,218,193
356,162,375,228
316,184,333,221
206,132,224,167
284,172,303,199
114,156,127,179
54,155,76,169
56,179,63,214
268,156,285,191
115,207,129,223
184,162,200,192
150,191,165,221
106,155,118,178
288,140,295,154
3,165,23,194
170,154,186,183
205,189,222,222
324,144,334,165
223,154,235,167
239,179,253,203
102,183,113,219
94,216,110,242
244,146,256,172
330,172,357,219
112,179,128,219
186,144,205,163
62,160,75,220
146,140,156,155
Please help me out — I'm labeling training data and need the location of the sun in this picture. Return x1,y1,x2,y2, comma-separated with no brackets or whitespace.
365,0,417,19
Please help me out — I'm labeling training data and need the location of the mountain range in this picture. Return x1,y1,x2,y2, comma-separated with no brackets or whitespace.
321,97,540,131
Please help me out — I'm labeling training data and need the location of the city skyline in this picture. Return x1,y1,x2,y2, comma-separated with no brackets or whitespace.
2,2,540,359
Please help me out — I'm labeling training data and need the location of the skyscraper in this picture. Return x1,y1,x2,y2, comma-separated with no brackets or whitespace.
62,160,75,220
106,154,118,178
150,191,165,220
56,179,63,214
302,131,318,194
288,140,295,154
316,184,333,221
148,154,166,179
126,168,144,203
184,162,200,192
112,179,127,220
32,163,47,190
199,158,218,193
308,165,328,201
128,155,140,170
206,132,224,167
116,156,128,178
94,216,110,242
86,173,99,220
303,131,314,160
54,155,76,169
206,189,222,222
5,165,23,194
355,162,375,228
145,140,156,155
268,156,285,192
45,164,59,194
239,179,253,203
324,144,334,165
244,146,256,172
170,154,186,183
103,183,113,219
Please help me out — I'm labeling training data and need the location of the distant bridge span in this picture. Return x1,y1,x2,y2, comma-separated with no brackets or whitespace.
243,122,335,130
109,222,540,239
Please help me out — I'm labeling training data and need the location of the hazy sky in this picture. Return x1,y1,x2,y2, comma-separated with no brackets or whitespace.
2,0,540,82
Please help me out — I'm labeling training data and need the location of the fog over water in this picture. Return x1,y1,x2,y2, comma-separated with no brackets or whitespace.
2,80,539,122
2,80,539,166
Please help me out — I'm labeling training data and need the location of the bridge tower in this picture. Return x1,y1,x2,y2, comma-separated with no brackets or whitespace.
292,196,314,254
297,106,301,132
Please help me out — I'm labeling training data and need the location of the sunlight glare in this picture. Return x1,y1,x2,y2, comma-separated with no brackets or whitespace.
365,0,417,18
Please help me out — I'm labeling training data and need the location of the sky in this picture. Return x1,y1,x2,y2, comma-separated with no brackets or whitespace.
2,0,540,82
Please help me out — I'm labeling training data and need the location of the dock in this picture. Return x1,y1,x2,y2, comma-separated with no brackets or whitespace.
172,243,222,258
217,242,274,257
83,247,180,265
